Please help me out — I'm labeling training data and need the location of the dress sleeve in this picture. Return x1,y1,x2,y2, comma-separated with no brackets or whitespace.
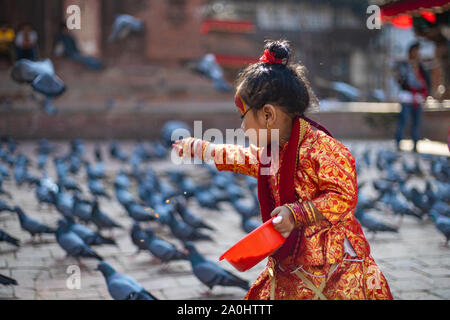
212,143,261,178
289,137,358,226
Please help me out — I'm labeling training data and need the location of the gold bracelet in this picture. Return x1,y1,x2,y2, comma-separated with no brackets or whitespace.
283,204,298,227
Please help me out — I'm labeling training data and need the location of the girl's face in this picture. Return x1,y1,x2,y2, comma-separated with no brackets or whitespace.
235,91,271,148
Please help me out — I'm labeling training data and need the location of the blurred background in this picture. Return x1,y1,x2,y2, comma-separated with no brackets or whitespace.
0,0,449,301
0,0,448,141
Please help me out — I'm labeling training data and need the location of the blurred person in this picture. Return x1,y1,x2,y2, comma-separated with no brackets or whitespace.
394,42,431,152
15,23,38,61
54,23,104,70
0,22,15,64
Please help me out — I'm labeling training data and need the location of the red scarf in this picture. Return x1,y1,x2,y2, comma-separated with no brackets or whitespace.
257,116,333,261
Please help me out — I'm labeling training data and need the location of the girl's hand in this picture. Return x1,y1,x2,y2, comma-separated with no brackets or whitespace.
271,206,296,238
172,137,213,161
172,137,197,159
172,139,186,158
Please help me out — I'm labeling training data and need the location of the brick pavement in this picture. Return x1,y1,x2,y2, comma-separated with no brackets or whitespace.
0,139,449,300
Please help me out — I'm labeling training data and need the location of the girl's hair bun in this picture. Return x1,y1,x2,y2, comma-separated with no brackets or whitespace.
263,39,292,66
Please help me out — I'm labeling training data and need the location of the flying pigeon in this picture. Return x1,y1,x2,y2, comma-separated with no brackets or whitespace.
108,14,144,42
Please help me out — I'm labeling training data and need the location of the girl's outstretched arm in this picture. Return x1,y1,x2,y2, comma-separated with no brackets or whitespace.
173,137,260,178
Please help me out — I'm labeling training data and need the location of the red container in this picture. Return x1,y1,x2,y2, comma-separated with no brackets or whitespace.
219,216,286,272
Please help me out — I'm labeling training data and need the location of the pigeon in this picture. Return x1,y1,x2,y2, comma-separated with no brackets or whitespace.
0,229,20,247
144,226,188,263
109,141,129,162
196,54,232,92
0,162,10,179
115,187,134,207
90,199,123,232
97,261,157,300
37,152,48,170
430,201,450,218
60,217,116,247
72,194,93,223
0,274,18,286
130,222,151,252
35,177,58,206
174,197,214,231
0,199,14,213
379,191,423,222
88,178,110,199
194,188,220,211
160,121,191,148
108,14,144,43
10,59,65,97
167,212,213,242
57,174,81,192
151,141,167,159
56,220,103,261
230,193,260,218
429,211,450,246
355,209,398,236
241,214,261,234
70,139,85,156
84,160,105,180
114,170,130,189
14,206,56,239
124,202,157,222
51,187,75,219
10,59,65,114
184,241,249,293
167,171,196,198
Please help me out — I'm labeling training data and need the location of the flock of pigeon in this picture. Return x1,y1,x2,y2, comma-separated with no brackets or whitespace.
353,148,450,243
0,129,261,299
0,129,449,299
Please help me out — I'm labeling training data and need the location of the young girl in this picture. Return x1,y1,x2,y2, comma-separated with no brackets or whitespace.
173,40,393,300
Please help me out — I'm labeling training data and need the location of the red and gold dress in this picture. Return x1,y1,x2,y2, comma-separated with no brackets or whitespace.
204,117,393,300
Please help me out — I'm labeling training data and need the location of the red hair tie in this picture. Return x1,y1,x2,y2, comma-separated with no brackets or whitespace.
259,49,284,64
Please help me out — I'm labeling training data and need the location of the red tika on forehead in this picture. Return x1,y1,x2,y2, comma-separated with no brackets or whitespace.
234,94,247,115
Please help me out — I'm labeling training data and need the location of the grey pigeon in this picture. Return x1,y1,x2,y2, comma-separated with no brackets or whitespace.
108,14,144,42
167,212,212,242
0,199,14,213
145,226,188,263
0,274,18,286
91,199,123,231
430,211,450,246
174,197,214,231
0,229,20,247
184,241,249,292
241,214,260,234
14,206,56,239
355,209,398,236
124,201,157,222
97,261,157,300
56,221,103,261
88,178,110,199
60,217,116,247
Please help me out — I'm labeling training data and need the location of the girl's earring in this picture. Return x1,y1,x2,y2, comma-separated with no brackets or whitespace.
266,122,269,130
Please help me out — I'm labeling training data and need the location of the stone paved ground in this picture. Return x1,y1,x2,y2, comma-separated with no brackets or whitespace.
0,139,449,300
